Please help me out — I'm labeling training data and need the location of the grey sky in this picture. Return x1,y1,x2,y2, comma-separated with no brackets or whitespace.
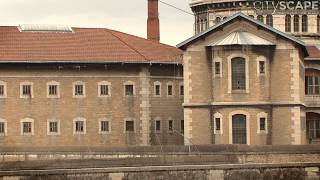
0,0,194,46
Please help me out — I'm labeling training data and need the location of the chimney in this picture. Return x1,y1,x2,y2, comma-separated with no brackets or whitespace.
147,0,160,42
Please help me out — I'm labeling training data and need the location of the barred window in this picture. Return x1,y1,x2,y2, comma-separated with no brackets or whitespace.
302,15,308,32
22,85,31,96
48,85,57,96
294,15,300,32
49,121,58,133
285,15,291,32
23,122,32,134
75,85,83,96
0,122,5,134
100,85,109,96
266,15,273,27
231,57,246,90
257,15,264,23
75,121,84,132
100,121,110,132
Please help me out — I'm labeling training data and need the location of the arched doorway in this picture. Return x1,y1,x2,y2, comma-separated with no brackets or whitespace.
232,114,247,144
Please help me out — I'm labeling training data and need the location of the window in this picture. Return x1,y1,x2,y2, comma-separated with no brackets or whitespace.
124,81,135,96
302,15,308,32
168,119,174,132
98,81,111,97
73,118,86,134
285,15,291,32
213,113,223,134
99,119,110,134
294,15,300,32
47,81,60,98
180,120,184,134
154,81,161,97
167,82,174,96
20,118,34,135
155,120,161,132
223,17,228,21
215,17,221,24
259,61,265,74
125,119,134,132
179,84,184,96
257,112,268,134
215,62,221,75
257,15,264,23
249,15,254,18
47,119,60,135
200,19,203,31
305,76,320,95
0,119,7,136
0,81,7,98
307,119,320,139
231,57,246,90
266,15,273,27
73,81,85,98
20,82,33,98
317,15,320,33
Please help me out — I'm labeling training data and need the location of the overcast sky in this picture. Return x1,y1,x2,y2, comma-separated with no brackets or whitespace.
0,0,194,46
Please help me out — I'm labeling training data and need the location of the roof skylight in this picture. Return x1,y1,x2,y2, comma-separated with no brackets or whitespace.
19,24,73,32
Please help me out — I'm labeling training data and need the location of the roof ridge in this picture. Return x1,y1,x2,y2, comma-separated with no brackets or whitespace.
107,29,149,61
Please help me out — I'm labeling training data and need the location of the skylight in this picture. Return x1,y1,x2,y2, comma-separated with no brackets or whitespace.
19,24,73,32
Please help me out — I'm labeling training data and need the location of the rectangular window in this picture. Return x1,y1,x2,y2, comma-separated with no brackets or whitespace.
315,77,320,94
167,85,173,96
155,120,161,132
180,120,184,134
49,121,58,133
0,85,4,96
125,85,134,96
155,85,160,96
215,62,221,75
75,121,84,132
259,118,266,131
100,121,110,132
23,122,32,134
305,76,320,95
168,120,173,132
48,85,58,96
307,120,320,139
180,85,184,96
100,85,109,96
75,85,84,96
215,118,221,131
22,85,31,96
259,61,265,74
125,120,134,132
0,122,5,135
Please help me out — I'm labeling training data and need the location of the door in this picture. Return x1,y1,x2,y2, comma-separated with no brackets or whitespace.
232,114,247,144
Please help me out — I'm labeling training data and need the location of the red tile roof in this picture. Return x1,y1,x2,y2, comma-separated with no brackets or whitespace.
0,26,182,64
306,46,320,60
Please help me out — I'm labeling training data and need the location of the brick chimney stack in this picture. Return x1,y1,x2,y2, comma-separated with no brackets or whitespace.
147,0,160,42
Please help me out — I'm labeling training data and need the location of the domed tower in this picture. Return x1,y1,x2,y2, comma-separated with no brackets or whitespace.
190,0,320,45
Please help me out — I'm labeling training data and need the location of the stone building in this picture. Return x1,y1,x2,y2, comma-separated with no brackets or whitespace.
178,12,320,145
0,25,184,147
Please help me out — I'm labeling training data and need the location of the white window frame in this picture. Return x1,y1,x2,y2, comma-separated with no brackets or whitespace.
47,119,60,135
98,81,111,97
73,81,86,98
179,82,184,98
0,81,7,98
123,81,136,97
256,56,267,77
20,82,34,98
46,81,60,98
213,113,223,134
73,117,86,135
213,57,223,78
154,117,161,133
20,118,34,136
124,118,135,133
99,118,111,134
167,118,174,133
153,81,161,97
166,82,174,97
257,112,268,134
0,118,7,136
227,54,250,93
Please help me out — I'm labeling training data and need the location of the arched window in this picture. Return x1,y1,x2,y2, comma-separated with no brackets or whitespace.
200,19,203,32
232,114,247,144
302,15,308,32
257,15,264,23
231,57,246,90
249,15,254,19
215,17,221,24
196,19,200,33
266,15,273,27
223,16,228,21
294,15,300,32
317,15,320,33
285,15,291,32
204,19,208,30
